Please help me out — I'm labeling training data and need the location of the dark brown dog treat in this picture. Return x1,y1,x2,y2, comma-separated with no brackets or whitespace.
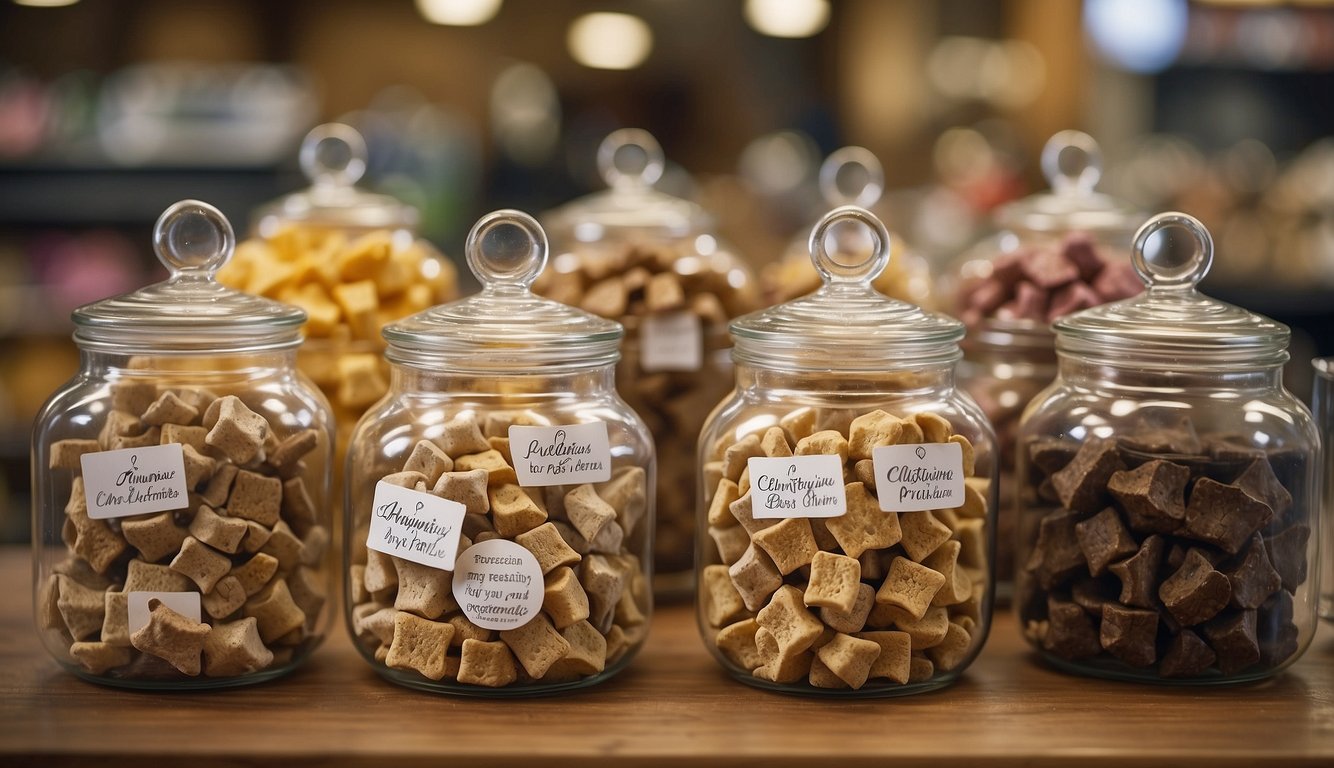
1107,459,1188,535
1037,478,1061,504
1257,590,1298,669
1028,438,1079,476
1225,534,1282,610
1119,414,1202,457
1108,534,1165,609
1074,507,1138,577
1158,549,1231,627
1051,438,1124,515
1062,234,1104,281
1159,629,1216,678
1046,282,1103,322
1026,509,1088,590
1232,457,1292,519
1204,435,1267,466
1043,596,1102,660
1183,477,1272,555
1071,576,1118,616
1202,609,1260,676
1099,603,1158,667
1264,524,1310,593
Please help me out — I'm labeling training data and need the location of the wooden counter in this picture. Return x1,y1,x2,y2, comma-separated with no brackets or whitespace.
1,546,1331,767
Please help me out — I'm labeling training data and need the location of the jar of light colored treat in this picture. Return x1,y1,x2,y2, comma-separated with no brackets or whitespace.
345,209,654,695
949,131,1145,597
1015,212,1321,684
537,129,759,598
696,205,997,696
32,200,335,689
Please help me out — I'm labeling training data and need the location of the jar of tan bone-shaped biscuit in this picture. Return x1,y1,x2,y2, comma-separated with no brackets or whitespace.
32,200,334,689
1015,213,1320,684
345,209,654,695
538,129,758,598
696,206,997,696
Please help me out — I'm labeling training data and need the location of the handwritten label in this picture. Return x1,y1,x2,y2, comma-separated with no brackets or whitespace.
748,455,848,519
81,444,189,520
451,539,545,631
872,442,965,512
509,423,612,486
366,481,466,571
127,591,201,634
640,311,703,372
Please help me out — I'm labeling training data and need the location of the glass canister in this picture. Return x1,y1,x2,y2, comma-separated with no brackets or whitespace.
696,205,997,696
345,209,654,695
32,200,334,688
762,146,936,309
219,123,458,489
537,128,759,596
1016,212,1321,683
952,131,1145,592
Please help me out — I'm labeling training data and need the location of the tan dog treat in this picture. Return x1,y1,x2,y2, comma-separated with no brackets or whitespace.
721,433,764,482
702,461,724,493
960,478,987,518
644,271,686,311
490,483,548,538
401,440,454,486
707,479,741,528
709,523,750,566
728,543,783,612
596,466,647,535
702,564,748,627
124,559,194,594
204,395,269,465
752,627,814,684
286,566,326,632
487,436,513,466
821,583,876,634
948,434,975,476
927,622,973,672
483,410,545,438
809,518,839,551
382,470,428,489
759,427,793,458
299,525,329,567
49,439,100,470
585,518,624,555
141,390,200,427
172,387,217,416
70,641,133,675
580,554,626,633
848,410,903,461
386,611,456,680
258,520,303,572
856,630,912,683
922,540,972,606
913,411,953,443
551,520,590,556
281,477,317,534
202,575,247,620
101,590,130,646
440,414,491,458
124,511,191,562
932,508,960,533
516,522,582,574
780,407,816,442
179,444,217,490
446,614,492,647
876,557,947,621
457,638,519,687
337,356,387,404
615,584,646,627
756,584,825,655
227,470,281,527
752,517,819,575
230,552,280,597
826,482,901,559
131,600,210,676
110,428,161,451
353,605,398,647
816,632,881,690
268,428,319,473
244,579,306,643
564,484,617,543
170,536,232,593
200,463,238,508
814,408,856,435
795,430,849,464
893,605,950,649
241,520,272,554
110,380,158,417
202,617,274,677
55,575,106,641
899,510,952,562
807,655,848,689
393,557,454,619
99,410,142,449
187,505,247,554
330,280,379,340
433,469,489,515
804,551,862,613
161,423,209,452
542,566,591,629
955,518,986,570
896,417,925,444
73,516,128,575
552,619,607,677
716,618,764,670
500,614,570,679
908,654,935,682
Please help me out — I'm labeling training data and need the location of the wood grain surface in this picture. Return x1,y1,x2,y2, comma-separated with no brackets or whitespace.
1,546,1331,767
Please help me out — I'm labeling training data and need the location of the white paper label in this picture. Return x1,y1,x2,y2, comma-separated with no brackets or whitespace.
366,481,466,571
640,311,703,372
748,455,848,519
127,591,202,634
872,442,966,512
81,444,189,520
452,539,545,631
508,423,612,486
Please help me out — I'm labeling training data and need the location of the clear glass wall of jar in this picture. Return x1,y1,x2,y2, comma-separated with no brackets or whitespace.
32,201,334,688
696,206,997,696
1015,213,1320,683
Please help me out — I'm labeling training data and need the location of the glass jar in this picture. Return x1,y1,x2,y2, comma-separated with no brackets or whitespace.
345,209,654,695
1016,212,1321,683
32,200,335,688
696,206,997,696
537,128,758,597
952,131,1145,594
762,146,936,309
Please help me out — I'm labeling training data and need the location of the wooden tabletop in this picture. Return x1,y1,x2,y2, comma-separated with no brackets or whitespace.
1,545,1331,767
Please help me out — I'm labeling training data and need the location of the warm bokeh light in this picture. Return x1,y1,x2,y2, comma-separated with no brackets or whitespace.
567,13,653,70
414,0,501,26
744,0,830,38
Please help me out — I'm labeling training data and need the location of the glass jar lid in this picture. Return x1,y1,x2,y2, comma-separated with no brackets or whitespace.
818,145,885,208
252,123,418,233
73,200,306,353
383,209,623,372
732,206,963,372
542,128,711,241
995,130,1140,235
1054,212,1290,367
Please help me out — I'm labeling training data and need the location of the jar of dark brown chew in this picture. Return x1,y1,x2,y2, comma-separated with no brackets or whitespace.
1015,212,1321,684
